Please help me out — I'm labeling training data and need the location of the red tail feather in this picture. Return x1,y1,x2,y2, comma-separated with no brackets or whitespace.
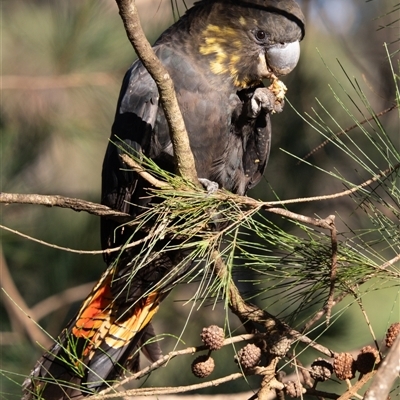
22,267,162,400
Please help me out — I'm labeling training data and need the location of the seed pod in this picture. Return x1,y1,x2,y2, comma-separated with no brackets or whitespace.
284,381,304,398
385,322,400,348
310,357,333,382
200,325,225,350
333,352,356,380
356,345,380,374
266,332,291,357
236,343,262,369
191,355,215,378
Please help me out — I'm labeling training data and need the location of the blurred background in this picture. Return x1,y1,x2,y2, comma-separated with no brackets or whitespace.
1,0,398,398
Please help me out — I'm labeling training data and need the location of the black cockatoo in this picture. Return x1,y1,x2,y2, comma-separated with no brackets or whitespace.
23,1,304,398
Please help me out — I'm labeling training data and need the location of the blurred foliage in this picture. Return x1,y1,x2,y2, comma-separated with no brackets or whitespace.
0,0,399,398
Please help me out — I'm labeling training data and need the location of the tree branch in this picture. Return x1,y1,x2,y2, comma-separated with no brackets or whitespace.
0,192,129,221
364,334,400,400
92,373,244,399
115,0,199,184
337,371,376,400
30,282,95,322
0,246,52,347
325,216,338,325
3,159,398,236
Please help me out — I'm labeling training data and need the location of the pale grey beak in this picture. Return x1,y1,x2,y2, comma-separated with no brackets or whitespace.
266,41,301,76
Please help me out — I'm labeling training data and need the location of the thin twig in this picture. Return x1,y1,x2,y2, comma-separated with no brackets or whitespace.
30,282,95,322
92,373,244,399
2,162,398,235
0,246,52,347
264,207,333,229
0,192,130,220
325,216,338,325
0,224,109,255
0,223,160,256
120,154,169,188
266,162,400,205
299,104,398,163
337,370,376,400
351,291,381,359
375,252,400,271
121,155,400,227
100,332,259,394
301,253,400,332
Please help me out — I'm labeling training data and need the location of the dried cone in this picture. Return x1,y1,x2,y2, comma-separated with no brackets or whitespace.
267,333,291,357
333,352,356,380
236,343,262,369
284,381,304,398
191,355,215,378
310,358,333,382
356,346,380,374
385,322,400,348
200,325,225,351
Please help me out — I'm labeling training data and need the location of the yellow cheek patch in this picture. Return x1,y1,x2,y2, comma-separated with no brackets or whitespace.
199,24,239,57
210,60,229,75
204,36,217,46
230,54,240,64
200,25,233,77
201,24,237,38
232,40,242,49
199,22,256,88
